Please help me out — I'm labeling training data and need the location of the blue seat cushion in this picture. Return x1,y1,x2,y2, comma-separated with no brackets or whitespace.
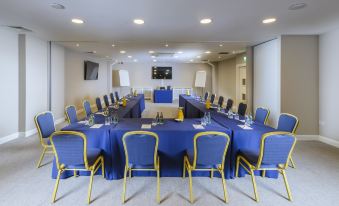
186,149,218,169
238,150,277,169
66,148,102,169
128,163,155,169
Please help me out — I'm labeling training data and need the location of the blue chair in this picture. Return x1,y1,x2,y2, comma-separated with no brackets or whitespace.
115,91,120,101
210,94,216,104
103,95,110,108
110,93,115,104
277,113,299,168
217,96,224,107
225,99,233,112
204,92,209,101
122,131,160,204
183,131,230,203
34,111,55,168
83,100,92,117
65,105,78,124
238,103,247,116
50,131,104,204
236,132,296,202
96,97,102,111
254,107,270,124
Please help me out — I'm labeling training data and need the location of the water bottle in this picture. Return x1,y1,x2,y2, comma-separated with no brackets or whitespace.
207,112,211,124
156,112,160,124
160,112,164,124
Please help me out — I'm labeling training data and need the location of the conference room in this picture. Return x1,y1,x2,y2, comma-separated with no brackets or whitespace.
1,0,339,206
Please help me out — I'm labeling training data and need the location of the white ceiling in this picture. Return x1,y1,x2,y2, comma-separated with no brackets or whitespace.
1,0,339,62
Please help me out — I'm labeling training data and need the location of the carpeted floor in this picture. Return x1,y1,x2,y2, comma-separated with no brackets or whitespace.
0,100,338,206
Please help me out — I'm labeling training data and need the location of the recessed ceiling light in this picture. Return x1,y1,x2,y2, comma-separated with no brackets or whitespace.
165,44,169,47
219,44,223,47
153,59,157,62
120,50,126,54
177,51,183,54
149,50,155,54
196,56,201,58
200,18,212,24
288,3,307,10
133,19,144,25
151,55,156,58
174,55,178,58
106,56,109,58
190,59,194,62
71,18,84,24
76,43,79,47
133,59,138,62
50,3,65,9
262,18,276,24
128,56,132,58
93,51,96,54
218,56,221,59
205,51,211,54
112,44,115,47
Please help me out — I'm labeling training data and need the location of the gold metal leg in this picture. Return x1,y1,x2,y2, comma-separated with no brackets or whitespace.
220,170,229,203
235,156,240,178
262,170,266,178
122,166,128,204
156,158,160,204
183,158,186,178
281,170,293,201
101,157,105,178
210,169,214,179
289,156,296,168
37,147,47,168
188,169,194,204
87,170,94,204
52,170,61,203
250,169,259,202
74,170,77,177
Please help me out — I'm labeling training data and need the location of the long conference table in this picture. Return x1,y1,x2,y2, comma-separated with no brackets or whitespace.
52,94,278,180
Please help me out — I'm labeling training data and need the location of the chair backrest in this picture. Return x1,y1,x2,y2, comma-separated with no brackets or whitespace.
218,96,224,107
204,92,209,101
83,100,92,117
34,111,56,142
238,103,247,116
277,113,299,133
193,132,230,169
103,95,110,107
96,98,103,111
110,93,115,104
115,91,120,101
225,99,233,111
257,132,296,169
50,131,89,170
123,131,158,167
255,107,270,124
65,105,78,124
210,94,216,104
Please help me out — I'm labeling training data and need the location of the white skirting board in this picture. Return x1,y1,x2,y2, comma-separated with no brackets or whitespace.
0,117,66,145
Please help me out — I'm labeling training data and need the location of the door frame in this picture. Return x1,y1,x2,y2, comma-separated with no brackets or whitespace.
236,63,247,107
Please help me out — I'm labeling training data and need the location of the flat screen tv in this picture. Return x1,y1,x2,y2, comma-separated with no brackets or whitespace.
84,61,99,80
152,66,172,79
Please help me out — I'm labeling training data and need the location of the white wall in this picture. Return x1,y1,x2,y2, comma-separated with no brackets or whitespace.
254,39,281,126
0,28,19,138
114,62,212,96
65,49,109,110
319,27,339,141
51,43,65,121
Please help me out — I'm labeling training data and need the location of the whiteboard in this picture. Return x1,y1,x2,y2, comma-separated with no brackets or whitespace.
119,70,130,86
195,71,206,87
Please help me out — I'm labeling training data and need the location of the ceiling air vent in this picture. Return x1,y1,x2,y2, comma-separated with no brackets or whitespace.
6,26,33,32
218,52,229,55
153,52,176,58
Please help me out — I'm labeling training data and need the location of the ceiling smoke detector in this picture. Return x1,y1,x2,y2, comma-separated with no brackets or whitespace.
50,3,65,10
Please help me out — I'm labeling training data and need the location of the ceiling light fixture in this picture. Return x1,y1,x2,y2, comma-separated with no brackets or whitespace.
219,44,223,47
177,51,183,54
50,3,65,9
262,18,276,24
128,56,132,58
190,59,194,62
218,56,222,59
153,59,157,62
205,51,211,54
133,59,138,62
151,56,156,58
133,19,145,25
196,56,201,58
93,51,96,54
200,18,212,24
165,44,169,47
288,3,307,10
112,44,115,47
120,50,126,54
76,43,79,47
71,18,84,24
174,55,178,58
149,50,155,54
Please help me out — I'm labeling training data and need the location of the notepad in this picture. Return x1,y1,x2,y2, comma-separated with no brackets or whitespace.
78,121,88,124
96,112,104,115
238,125,253,130
141,124,152,129
193,124,205,129
90,124,103,129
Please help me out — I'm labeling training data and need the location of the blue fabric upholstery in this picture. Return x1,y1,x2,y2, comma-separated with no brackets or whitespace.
225,99,233,111
204,92,209,101
115,91,120,101
124,134,156,167
110,93,115,104
210,94,216,104
261,134,295,165
218,96,224,107
83,100,92,117
103,95,110,107
255,108,269,124
96,98,102,111
66,106,78,124
36,112,55,138
238,103,247,116
277,114,298,133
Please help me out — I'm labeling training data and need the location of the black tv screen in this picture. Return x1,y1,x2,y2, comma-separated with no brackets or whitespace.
152,66,172,79
84,61,99,80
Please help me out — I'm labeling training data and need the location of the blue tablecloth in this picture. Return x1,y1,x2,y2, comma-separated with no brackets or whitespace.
106,94,145,118
153,90,173,103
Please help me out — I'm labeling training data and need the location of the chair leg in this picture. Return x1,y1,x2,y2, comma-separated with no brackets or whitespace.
262,170,266,178
101,157,105,178
183,159,186,178
210,169,214,179
220,170,229,203
37,147,47,168
281,170,293,201
87,170,94,204
129,168,132,179
122,166,128,204
74,170,77,177
52,170,61,203
289,156,296,168
156,159,160,204
188,169,194,204
235,156,240,178
250,169,259,202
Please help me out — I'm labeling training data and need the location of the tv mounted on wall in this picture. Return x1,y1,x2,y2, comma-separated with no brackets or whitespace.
152,66,172,79
84,61,99,80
